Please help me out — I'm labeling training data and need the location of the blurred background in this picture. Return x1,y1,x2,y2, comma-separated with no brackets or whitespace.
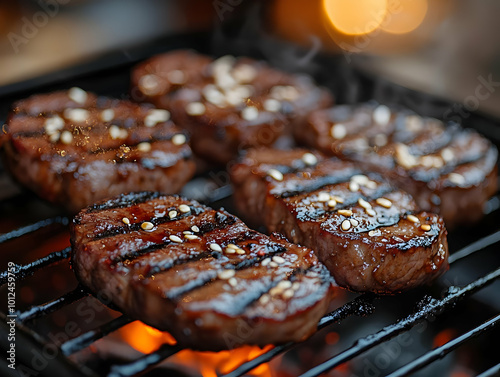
0,0,500,119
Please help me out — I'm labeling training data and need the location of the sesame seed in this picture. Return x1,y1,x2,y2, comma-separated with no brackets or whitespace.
366,180,378,189
141,222,154,230
232,64,257,83
137,142,151,152
341,219,351,231
282,289,294,299
350,218,359,227
100,109,115,122
407,214,419,223
241,106,259,121
60,131,73,144
227,244,238,249
269,287,283,296
169,235,183,243
228,277,238,287
145,109,170,127
277,280,292,290
44,116,64,133
421,224,431,231
332,196,344,203
267,168,283,181
49,132,60,143
236,248,245,255
376,198,392,208
178,204,190,213
351,175,369,184
317,192,330,202
209,243,222,252
395,143,418,169
330,123,347,139
109,125,128,140
183,231,193,234
122,217,130,225
358,198,372,210
225,247,236,254
405,115,423,131
218,269,235,280
167,69,186,84
328,199,337,208
64,108,89,123
259,294,270,305
373,105,391,125
301,153,318,166
366,208,376,217
68,87,87,104
292,282,301,291
138,74,160,95
172,134,187,146
349,181,360,192
263,98,281,112
191,225,200,232
261,258,271,266
269,261,279,268
448,173,466,186
168,210,177,219
441,148,454,163
368,230,379,237
186,102,206,116
272,256,286,264
184,234,199,240
338,209,353,217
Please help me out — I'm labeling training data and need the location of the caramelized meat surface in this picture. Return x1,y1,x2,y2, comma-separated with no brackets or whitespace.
231,148,449,293
71,192,335,351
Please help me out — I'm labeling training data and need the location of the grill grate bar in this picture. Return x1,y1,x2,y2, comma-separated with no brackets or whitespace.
0,247,71,286
0,216,69,244
17,285,87,323
222,294,375,377
61,315,133,356
298,267,500,377
386,313,500,377
107,344,182,377
477,362,500,377
448,229,500,264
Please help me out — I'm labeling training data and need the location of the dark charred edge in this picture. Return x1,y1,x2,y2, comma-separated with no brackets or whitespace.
90,205,205,240
85,192,164,213
143,250,218,277
393,221,443,251
163,242,290,301
274,168,362,199
197,211,239,236
410,144,498,184
294,184,396,222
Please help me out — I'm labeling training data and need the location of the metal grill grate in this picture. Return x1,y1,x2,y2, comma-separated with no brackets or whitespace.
0,190,500,377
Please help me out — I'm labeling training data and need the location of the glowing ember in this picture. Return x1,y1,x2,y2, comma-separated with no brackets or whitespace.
119,321,275,376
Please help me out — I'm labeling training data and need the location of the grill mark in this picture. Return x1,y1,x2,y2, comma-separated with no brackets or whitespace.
86,192,163,213
274,168,362,199
88,133,184,155
104,210,237,266
159,242,289,301
91,205,207,240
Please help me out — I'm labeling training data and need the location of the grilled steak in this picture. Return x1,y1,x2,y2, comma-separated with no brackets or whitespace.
132,51,333,165
231,148,449,293
298,102,498,227
0,88,195,213
71,192,335,351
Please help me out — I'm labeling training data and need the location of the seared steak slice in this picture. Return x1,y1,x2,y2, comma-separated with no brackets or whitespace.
71,192,335,351
299,102,498,227
231,148,449,293
132,51,333,164
1,88,195,213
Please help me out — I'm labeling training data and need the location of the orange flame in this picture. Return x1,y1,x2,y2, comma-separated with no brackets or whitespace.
119,321,275,377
